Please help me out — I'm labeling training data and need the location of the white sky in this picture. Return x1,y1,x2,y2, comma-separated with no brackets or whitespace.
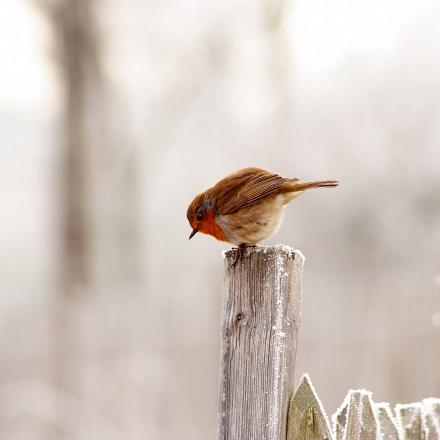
0,0,436,110
0,1,56,112
291,0,436,78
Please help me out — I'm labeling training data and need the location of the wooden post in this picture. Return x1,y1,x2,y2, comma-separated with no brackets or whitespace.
218,245,304,440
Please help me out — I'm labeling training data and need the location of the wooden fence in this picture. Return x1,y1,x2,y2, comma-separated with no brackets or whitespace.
217,245,440,440
289,373,440,440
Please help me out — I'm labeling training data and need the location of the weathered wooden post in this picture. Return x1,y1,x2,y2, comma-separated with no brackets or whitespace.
218,245,304,440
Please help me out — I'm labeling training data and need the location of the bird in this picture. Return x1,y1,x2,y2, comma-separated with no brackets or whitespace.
187,167,338,247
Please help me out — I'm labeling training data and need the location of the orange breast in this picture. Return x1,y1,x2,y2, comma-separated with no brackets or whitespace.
199,210,228,242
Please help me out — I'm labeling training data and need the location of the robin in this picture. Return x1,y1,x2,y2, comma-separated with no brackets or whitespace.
187,167,338,247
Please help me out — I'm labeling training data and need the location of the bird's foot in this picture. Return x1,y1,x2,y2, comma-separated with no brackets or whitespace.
231,244,256,268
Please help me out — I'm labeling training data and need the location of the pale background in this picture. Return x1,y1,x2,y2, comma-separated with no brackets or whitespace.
1,0,440,438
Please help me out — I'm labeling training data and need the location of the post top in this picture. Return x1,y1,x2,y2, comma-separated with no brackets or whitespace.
222,244,304,262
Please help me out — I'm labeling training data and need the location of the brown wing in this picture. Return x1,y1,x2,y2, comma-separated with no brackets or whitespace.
212,167,298,215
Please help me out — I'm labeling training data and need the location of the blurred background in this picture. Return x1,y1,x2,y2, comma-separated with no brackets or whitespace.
1,0,440,438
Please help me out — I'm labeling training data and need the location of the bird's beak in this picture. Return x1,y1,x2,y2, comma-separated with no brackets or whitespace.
189,228,198,240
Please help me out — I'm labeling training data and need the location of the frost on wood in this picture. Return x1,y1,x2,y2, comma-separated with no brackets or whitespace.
287,374,332,440
217,245,304,440
333,390,377,440
395,403,421,440
375,402,400,439
421,398,440,440
333,399,348,440
345,391,377,439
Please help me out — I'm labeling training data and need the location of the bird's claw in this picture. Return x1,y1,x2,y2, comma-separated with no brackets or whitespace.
231,244,257,268
231,244,246,268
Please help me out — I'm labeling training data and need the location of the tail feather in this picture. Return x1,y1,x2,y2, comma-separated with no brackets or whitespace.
287,180,339,192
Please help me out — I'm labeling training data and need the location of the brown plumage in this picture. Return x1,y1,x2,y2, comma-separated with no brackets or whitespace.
187,167,338,246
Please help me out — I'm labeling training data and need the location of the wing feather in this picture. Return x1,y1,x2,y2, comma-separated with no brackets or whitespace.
214,168,298,215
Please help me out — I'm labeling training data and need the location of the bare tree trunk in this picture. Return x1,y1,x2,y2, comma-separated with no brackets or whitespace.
37,0,142,435
40,2,101,435
54,0,100,289
41,0,143,292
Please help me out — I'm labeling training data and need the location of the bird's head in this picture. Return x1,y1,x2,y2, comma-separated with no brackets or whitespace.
187,194,217,240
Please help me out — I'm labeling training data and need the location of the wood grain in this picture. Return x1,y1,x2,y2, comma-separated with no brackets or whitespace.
287,374,332,440
217,245,304,440
343,391,377,440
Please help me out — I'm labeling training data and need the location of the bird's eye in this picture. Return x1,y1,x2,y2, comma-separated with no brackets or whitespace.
196,213,203,221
